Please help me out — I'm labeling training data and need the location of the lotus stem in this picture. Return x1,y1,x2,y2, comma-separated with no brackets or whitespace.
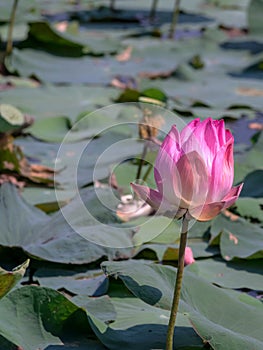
6,0,19,56
136,143,148,181
168,0,181,39
149,0,159,22
142,162,153,182
110,0,116,11
166,215,189,350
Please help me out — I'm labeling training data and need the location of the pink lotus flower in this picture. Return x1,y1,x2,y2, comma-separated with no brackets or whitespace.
131,118,243,221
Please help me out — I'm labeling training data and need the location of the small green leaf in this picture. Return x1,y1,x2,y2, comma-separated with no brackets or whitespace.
116,89,141,103
141,88,168,102
0,260,30,299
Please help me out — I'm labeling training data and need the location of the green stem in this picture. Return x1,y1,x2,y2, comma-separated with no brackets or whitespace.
166,215,189,350
149,0,159,22
168,0,181,39
136,143,148,181
142,162,153,182
6,0,19,56
110,0,116,11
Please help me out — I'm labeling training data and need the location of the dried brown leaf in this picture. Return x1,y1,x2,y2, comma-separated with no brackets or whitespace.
138,68,174,79
0,174,25,189
249,122,263,130
0,134,55,186
236,87,263,96
115,46,133,62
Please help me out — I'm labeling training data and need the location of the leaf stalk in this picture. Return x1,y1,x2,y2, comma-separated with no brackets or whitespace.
166,215,189,350
6,0,19,56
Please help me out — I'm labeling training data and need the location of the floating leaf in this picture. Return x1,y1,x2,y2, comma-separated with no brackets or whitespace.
210,213,263,260
35,268,108,296
21,186,75,212
0,85,119,123
0,286,92,350
133,216,181,246
248,0,263,36
5,42,179,84
76,295,203,350
239,170,263,198
0,183,133,264
187,257,263,290
102,260,263,350
26,21,84,56
235,197,263,222
28,116,72,143
0,0,41,22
